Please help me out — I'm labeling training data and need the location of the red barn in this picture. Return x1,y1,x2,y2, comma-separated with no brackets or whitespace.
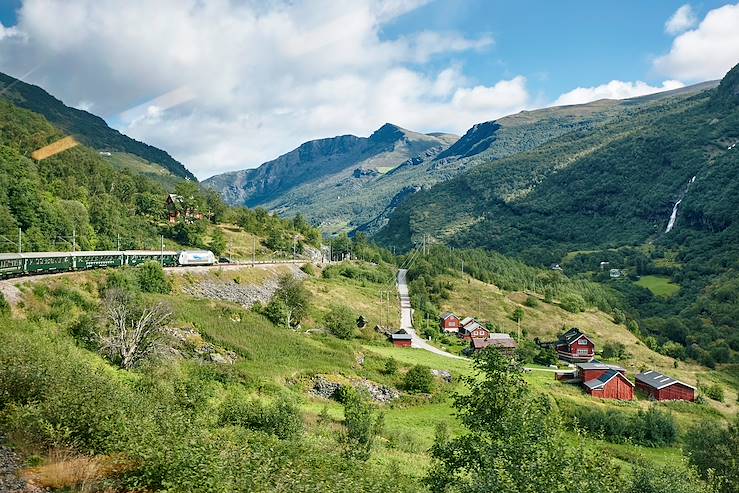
459,321,490,341
582,369,634,400
575,361,627,382
440,312,461,332
470,334,518,356
389,329,412,348
635,370,696,401
555,328,595,362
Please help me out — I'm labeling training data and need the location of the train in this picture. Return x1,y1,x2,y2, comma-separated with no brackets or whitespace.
0,249,217,280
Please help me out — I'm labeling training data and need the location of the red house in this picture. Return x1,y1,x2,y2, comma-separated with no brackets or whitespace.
576,362,633,400
555,328,595,362
389,329,412,348
440,312,461,333
166,193,204,224
459,321,490,341
636,370,696,401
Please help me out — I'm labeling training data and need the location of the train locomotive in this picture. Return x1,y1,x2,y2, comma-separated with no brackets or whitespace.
0,249,217,280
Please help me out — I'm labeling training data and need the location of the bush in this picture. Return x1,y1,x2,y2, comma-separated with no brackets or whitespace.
324,304,356,339
560,293,586,313
570,406,677,447
524,296,539,308
384,358,398,375
601,341,627,360
700,382,724,402
0,291,9,317
219,392,303,440
340,388,384,461
300,263,316,276
135,261,171,294
404,365,434,393
534,348,558,366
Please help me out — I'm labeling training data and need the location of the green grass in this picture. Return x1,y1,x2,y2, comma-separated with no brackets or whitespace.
634,275,681,297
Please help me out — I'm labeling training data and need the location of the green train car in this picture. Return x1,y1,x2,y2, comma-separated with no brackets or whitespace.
0,249,217,280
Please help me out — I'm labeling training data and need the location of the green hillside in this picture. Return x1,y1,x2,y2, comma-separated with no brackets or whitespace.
377,64,739,365
0,72,196,181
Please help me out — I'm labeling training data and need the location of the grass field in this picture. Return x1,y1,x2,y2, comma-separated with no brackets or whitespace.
635,275,681,297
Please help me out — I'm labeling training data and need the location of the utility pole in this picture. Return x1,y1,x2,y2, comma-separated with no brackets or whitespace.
18,228,21,253
252,237,256,266
329,243,332,263
160,235,164,265
72,228,76,252
293,236,297,261
117,234,121,251
461,259,464,274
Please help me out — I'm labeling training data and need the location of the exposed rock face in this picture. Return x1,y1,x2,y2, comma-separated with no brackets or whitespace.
0,438,46,492
431,369,453,383
311,375,400,403
163,327,237,365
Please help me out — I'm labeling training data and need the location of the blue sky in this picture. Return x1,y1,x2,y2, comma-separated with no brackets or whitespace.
0,1,737,178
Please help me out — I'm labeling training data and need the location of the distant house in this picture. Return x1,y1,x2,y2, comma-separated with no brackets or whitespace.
636,370,696,401
469,333,518,355
575,362,633,400
609,268,626,278
555,328,595,362
550,263,563,271
459,321,490,341
389,329,412,348
460,316,475,328
166,193,204,224
356,316,368,329
440,312,461,332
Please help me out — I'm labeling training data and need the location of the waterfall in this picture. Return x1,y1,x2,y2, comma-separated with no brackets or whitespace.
665,176,696,233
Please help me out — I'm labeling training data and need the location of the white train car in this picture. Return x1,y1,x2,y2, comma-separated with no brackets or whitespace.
178,250,217,266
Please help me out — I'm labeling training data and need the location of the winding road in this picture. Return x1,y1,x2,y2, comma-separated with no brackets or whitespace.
397,269,466,360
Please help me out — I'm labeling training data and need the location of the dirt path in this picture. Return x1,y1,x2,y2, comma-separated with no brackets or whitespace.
397,269,466,360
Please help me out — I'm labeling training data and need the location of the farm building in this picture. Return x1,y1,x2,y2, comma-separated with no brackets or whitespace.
635,370,696,401
389,329,412,348
555,328,595,362
460,316,475,327
166,193,204,224
459,321,490,341
573,362,633,400
469,333,518,355
440,312,461,332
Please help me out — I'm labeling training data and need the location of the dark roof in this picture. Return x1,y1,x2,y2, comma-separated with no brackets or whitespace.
558,328,593,346
636,370,695,390
461,321,486,333
390,329,412,341
583,369,634,390
441,312,457,320
576,361,625,372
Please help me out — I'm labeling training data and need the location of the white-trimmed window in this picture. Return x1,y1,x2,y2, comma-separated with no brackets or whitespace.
578,339,589,346
578,349,589,356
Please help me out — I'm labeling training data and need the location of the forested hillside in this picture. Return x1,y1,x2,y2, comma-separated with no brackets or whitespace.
0,72,196,181
377,63,739,365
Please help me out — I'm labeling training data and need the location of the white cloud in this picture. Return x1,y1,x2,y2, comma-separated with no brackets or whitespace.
654,3,739,81
553,80,685,106
665,5,697,35
0,0,518,179
0,23,20,40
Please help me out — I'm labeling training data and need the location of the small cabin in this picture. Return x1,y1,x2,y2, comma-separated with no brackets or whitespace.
440,312,461,332
555,328,595,362
389,329,412,348
469,333,518,355
459,321,490,341
166,193,204,224
582,369,634,400
636,370,696,401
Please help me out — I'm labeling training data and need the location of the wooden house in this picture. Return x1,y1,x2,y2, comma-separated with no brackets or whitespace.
440,312,461,332
469,333,518,355
166,193,204,224
389,329,412,348
575,362,633,400
635,370,696,401
459,321,490,341
555,328,595,362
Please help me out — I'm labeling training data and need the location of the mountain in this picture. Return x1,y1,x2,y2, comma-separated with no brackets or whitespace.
377,65,739,363
0,72,196,182
203,123,458,231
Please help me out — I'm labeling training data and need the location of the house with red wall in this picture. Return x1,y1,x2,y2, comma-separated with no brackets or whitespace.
469,333,518,356
389,329,412,348
636,370,696,401
555,328,595,362
574,362,634,400
459,321,490,341
440,312,461,333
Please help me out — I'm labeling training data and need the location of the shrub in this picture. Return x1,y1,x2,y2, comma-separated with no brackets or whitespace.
300,263,316,276
534,348,558,366
633,407,678,447
560,293,586,313
524,296,539,308
601,341,627,360
0,291,9,317
384,358,398,375
135,261,171,294
340,388,384,461
570,406,677,447
219,392,303,440
324,304,356,339
265,274,310,329
404,365,434,393
700,382,724,402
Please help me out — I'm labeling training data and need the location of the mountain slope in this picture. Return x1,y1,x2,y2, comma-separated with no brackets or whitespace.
0,72,195,181
377,65,739,362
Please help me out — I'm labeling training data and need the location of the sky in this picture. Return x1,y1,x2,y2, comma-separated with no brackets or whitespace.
0,1,738,180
